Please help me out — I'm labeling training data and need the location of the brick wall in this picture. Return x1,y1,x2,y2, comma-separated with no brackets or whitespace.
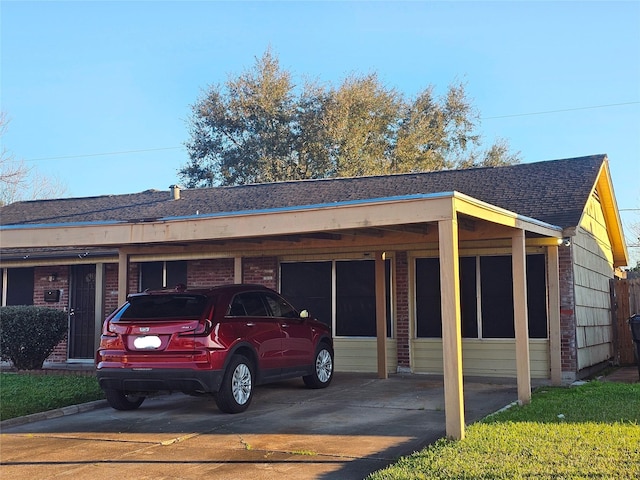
104,263,120,317
243,257,278,289
34,266,70,364
129,263,140,293
188,258,235,287
395,251,410,368
559,245,577,376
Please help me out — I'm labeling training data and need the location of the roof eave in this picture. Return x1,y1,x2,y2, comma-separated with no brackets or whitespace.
595,158,629,267
0,192,562,250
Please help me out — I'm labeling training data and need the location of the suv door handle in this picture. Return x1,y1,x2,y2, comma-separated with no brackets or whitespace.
246,322,256,327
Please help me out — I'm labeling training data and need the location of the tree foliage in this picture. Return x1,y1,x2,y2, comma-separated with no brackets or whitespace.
181,50,520,187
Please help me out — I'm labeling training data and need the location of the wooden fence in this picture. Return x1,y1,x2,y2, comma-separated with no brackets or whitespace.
612,277,640,365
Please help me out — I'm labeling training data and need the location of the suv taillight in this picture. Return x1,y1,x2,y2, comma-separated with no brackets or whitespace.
185,305,214,336
102,320,118,337
182,319,212,336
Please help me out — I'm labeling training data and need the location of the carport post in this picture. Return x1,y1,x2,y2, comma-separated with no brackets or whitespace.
512,229,532,404
438,217,465,440
375,251,388,379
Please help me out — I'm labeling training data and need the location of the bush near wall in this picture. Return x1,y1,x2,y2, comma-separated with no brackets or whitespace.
0,306,68,370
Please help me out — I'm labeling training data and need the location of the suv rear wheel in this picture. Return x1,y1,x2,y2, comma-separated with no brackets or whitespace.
303,344,334,388
104,388,146,411
215,354,254,413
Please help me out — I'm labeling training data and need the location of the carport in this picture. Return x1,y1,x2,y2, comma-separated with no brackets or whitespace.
0,190,563,440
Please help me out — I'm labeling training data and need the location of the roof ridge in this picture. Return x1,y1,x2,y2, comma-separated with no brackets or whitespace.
0,154,608,230
178,153,608,193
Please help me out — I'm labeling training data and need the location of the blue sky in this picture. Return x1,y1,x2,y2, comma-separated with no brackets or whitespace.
2,1,639,264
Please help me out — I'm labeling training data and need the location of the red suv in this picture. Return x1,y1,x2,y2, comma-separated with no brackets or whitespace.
96,284,334,413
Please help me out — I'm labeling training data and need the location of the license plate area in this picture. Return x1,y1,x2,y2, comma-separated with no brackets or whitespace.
133,335,162,350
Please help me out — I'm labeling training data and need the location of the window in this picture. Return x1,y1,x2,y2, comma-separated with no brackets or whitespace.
263,292,298,319
4,268,34,306
336,260,377,336
460,257,478,337
525,255,548,339
120,294,207,320
480,256,515,338
229,292,269,317
280,259,392,337
280,262,332,326
415,258,441,338
415,254,547,339
415,257,477,338
140,261,187,291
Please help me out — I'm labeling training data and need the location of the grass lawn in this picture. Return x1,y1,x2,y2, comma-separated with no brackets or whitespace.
0,372,104,421
367,381,640,480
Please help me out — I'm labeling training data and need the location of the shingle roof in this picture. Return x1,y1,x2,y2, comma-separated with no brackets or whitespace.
0,154,606,230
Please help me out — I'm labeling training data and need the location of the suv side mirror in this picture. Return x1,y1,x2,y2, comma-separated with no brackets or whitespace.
300,309,309,319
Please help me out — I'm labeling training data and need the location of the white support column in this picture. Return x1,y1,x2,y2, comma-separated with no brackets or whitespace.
375,251,388,379
1,269,7,306
512,229,531,404
234,257,242,284
439,217,465,440
547,245,562,385
117,250,130,306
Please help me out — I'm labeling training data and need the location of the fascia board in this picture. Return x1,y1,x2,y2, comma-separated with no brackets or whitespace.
595,160,629,267
0,191,564,250
452,192,563,237
0,193,456,249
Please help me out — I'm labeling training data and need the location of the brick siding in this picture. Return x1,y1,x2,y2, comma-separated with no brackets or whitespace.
104,263,120,317
395,251,410,368
559,246,577,374
34,266,70,364
188,258,235,287
242,257,278,290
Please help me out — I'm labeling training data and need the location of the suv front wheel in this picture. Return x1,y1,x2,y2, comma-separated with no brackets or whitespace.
215,354,254,413
303,344,334,389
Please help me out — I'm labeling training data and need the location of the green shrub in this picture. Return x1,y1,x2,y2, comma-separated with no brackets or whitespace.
0,306,68,370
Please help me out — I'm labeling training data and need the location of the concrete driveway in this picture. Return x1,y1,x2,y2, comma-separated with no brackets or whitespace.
0,373,520,479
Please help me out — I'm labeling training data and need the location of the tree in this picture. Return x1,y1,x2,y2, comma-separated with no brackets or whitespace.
181,50,520,187
394,83,483,172
0,113,67,206
324,73,402,177
457,138,522,169
182,49,321,187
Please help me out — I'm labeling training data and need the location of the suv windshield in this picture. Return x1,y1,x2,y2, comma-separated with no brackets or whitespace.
118,294,208,320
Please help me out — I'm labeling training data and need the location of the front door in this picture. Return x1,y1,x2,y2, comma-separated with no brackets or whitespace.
69,265,96,359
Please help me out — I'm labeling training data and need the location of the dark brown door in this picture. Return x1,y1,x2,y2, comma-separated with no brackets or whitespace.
69,265,96,359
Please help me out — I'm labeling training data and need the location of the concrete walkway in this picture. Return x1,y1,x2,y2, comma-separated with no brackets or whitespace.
0,373,521,480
